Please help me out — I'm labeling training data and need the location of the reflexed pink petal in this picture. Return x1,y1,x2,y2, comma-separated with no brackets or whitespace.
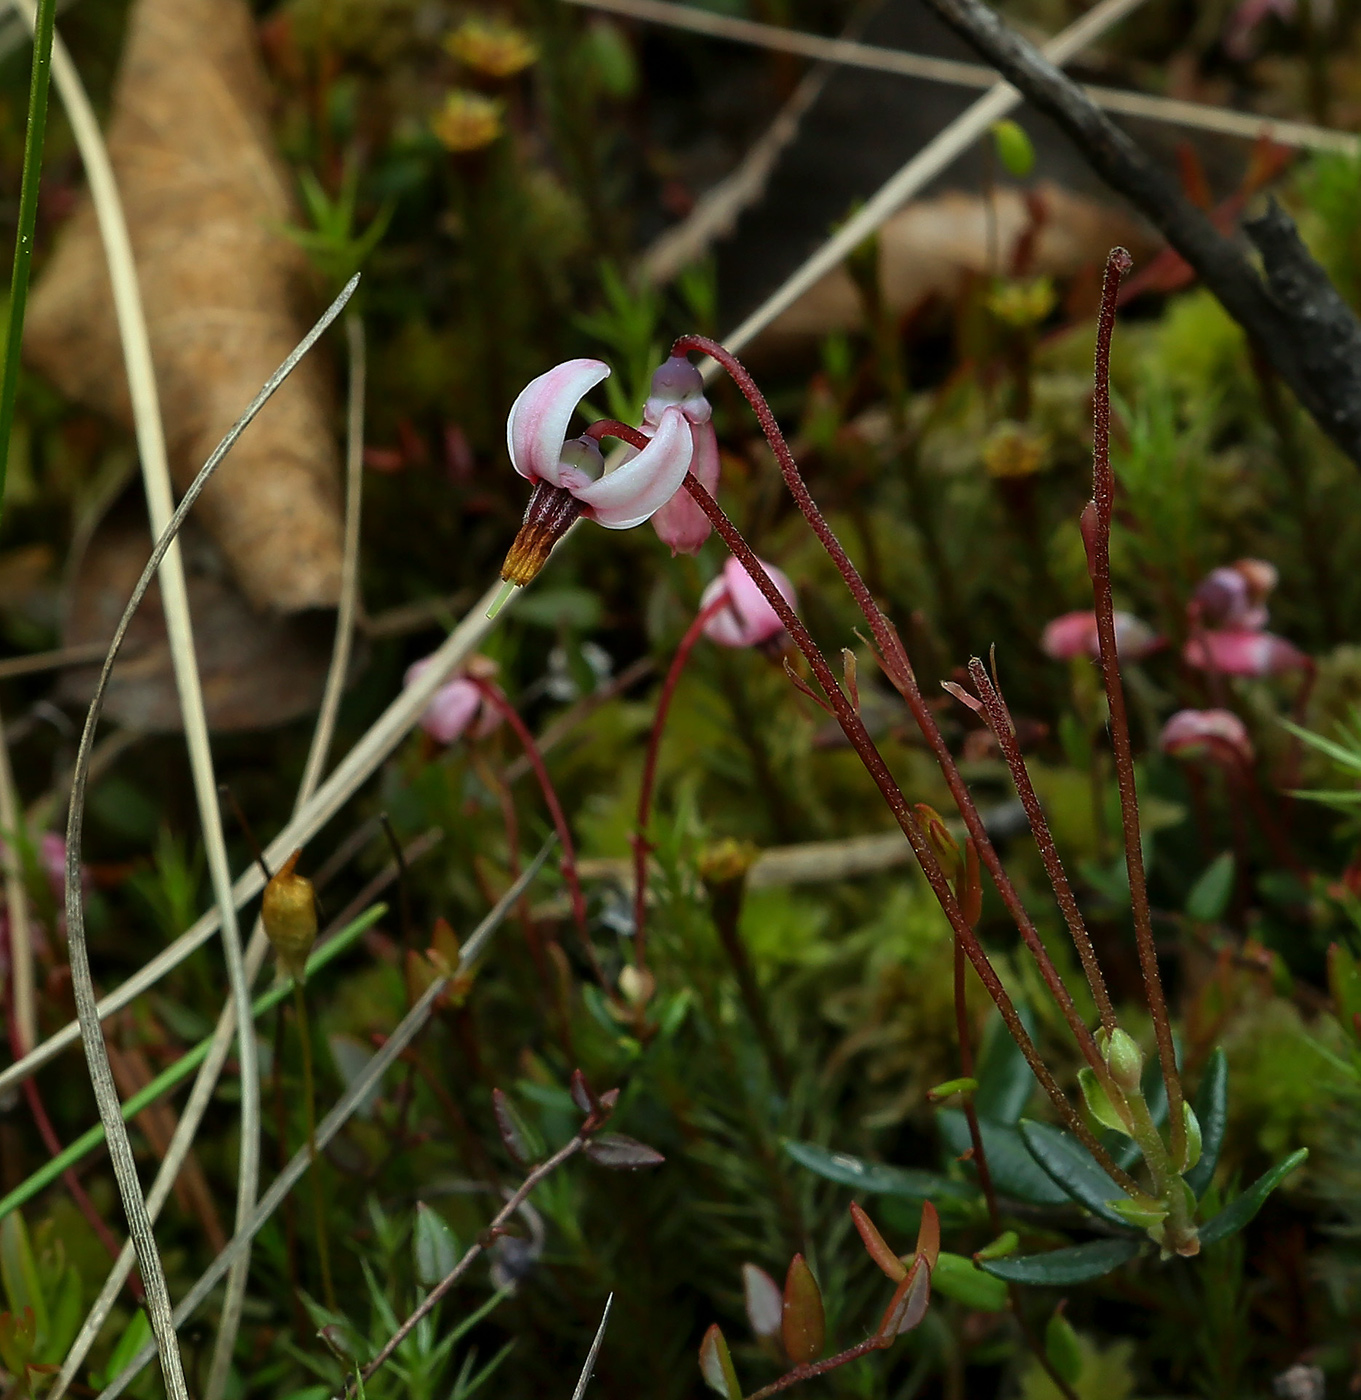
1183,628,1308,677
1160,708,1254,767
652,419,720,556
573,407,693,528
505,359,610,485
700,555,797,648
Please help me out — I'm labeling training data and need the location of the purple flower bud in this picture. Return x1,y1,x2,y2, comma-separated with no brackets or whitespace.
644,355,711,426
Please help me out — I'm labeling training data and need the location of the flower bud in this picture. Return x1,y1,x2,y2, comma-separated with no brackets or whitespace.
1104,1027,1143,1092
262,849,317,982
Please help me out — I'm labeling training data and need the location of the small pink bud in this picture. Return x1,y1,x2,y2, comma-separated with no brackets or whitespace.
1191,561,1275,631
699,556,798,651
1159,708,1254,768
403,657,500,745
1182,628,1307,677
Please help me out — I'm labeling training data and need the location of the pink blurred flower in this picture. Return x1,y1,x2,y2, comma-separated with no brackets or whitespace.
645,356,720,557
404,657,501,745
1160,709,1254,768
1041,610,1160,661
1190,559,1277,631
1183,628,1307,677
1225,0,1330,58
502,359,693,584
699,556,798,651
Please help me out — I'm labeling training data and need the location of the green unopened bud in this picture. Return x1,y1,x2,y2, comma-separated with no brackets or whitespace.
1180,1102,1203,1173
1104,1028,1144,1091
262,849,317,982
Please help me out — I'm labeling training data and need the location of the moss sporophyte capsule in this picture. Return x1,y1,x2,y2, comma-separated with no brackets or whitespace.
262,848,317,982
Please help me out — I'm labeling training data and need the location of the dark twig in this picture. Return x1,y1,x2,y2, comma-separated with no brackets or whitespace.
916,0,1361,469
1086,250,1185,1163
377,813,411,950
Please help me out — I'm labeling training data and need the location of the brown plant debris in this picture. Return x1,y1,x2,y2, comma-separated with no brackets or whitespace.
25,0,345,614
59,498,337,732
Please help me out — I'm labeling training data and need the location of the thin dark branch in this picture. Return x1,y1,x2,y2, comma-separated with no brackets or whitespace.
917,0,1361,469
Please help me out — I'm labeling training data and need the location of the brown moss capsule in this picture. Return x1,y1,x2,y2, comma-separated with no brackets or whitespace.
262,848,317,982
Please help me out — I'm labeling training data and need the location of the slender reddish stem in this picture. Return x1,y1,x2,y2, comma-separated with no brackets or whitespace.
9,1020,141,1297
968,658,1117,1032
632,595,729,975
469,680,611,998
673,334,1110,1080
681,474,1138,1192
744,1335,892,1400
1085,248,1185,1162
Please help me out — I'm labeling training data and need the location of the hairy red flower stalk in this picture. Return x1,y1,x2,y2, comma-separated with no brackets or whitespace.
468,680,611,999
681,473,1139,1192
967,658,1117,1032
632,594,731,976
1086,247,1186,1163
743,1334,896,1400
673,333,1111,1079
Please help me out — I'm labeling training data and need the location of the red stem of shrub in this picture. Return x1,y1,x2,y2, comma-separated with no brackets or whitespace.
632,592,730,977
1085,247,1185,1162
678,473,1138,1191
671,334,1112,1081
967,657,1117,1031
469,680,611,999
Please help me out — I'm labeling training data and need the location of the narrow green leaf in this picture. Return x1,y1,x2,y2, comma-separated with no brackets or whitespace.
978,1238,1140,1285
1184,1049,1228,1199
1186,853,1235,922
413,1203,460,1288
1279,717,1361,774
938,1111,1068,1206
1078,1068,1127,1132
1045,1309,1083,1383
783,1140,977,1201
1199,1149,1308,1246
0,0,59,522
929,1252,1009,1311
1018,1120,1133,1227
974,1008,1038,1125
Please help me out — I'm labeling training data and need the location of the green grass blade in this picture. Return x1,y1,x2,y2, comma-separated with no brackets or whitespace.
0,0,59,517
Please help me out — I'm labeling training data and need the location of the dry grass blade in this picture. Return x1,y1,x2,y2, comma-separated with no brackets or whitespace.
571,0,1358,155
95,839,557,1400
47,831,435,1400
713,0,1150,362
0,10,276,1390
297,310,366,803
59,272,356,1400
570,1295,613,1400
0,569,510,1100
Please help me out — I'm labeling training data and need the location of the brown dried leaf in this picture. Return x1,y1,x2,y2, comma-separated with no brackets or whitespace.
25,0,344,614
58,499,338,731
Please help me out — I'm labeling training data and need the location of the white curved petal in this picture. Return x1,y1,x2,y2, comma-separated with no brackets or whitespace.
506,359,610,485
573,408,693,528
